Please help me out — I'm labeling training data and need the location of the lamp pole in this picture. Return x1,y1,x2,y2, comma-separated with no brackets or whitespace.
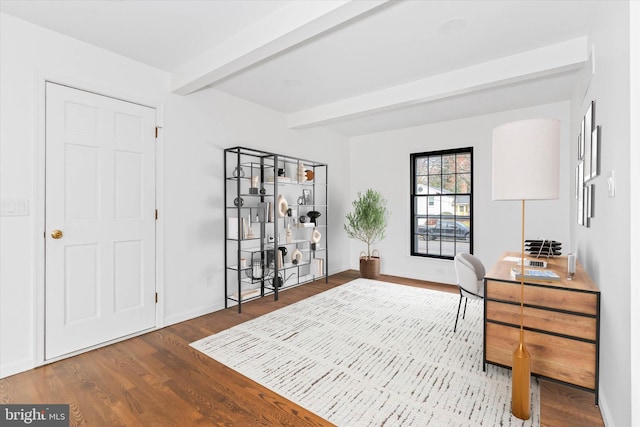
511,199,531,420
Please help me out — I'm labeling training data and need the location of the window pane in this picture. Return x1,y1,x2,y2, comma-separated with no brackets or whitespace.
415,217,427,239
455,195,471,218
414,195,428,216
441,242,455,257
456,153,471,173
428,176,442,194
415,157,429,176
442,154,456,174
428,156,441,174
457,173,471,193
455,239,471,255
441,195,455,216
427,195,442,216
416,177,429,194
443,174,456,193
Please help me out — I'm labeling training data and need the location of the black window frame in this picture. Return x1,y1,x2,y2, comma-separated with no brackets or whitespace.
410,147,473,260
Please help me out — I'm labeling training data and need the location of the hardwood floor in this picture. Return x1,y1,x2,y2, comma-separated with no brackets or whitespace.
0,271,604,426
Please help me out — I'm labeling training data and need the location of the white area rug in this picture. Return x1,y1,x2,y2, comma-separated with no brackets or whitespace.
191,279,540,426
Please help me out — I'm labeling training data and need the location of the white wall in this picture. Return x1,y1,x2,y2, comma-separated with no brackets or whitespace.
569,2,633,427
0,12,351,378
348,102,571,284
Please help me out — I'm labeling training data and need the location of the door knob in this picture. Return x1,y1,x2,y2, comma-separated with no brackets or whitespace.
51,229,63,239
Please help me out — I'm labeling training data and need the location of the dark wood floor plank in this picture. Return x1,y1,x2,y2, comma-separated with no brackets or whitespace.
0,270,603,426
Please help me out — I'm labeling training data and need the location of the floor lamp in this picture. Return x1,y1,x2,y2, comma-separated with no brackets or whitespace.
492,118,560,420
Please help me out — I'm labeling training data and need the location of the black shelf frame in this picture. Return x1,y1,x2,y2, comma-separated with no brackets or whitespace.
224,146,328,313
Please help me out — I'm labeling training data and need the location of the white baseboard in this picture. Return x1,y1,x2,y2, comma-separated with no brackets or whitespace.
598,390,614,427
0,359,35,380
1,304,224,379
161,304,224,328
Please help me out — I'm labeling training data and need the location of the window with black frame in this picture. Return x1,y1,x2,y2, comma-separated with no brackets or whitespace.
410,147,473,259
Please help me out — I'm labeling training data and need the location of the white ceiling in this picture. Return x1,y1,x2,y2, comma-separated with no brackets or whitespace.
0,0,596,136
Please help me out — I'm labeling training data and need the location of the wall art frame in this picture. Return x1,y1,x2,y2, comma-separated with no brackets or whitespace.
590,125,600,180
576,99,599,228
583,101,593,182
578,117,585,160
586,183,594,220
576,161,584,226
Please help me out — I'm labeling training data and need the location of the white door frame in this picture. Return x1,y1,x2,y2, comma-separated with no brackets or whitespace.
34,75,165,365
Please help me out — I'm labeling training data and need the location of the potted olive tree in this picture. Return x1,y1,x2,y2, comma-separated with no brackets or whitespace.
344,189,389,279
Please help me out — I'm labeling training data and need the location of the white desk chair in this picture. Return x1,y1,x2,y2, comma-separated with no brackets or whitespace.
453,252,485,332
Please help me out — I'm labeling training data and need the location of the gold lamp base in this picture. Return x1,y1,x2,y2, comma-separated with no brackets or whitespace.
512,329,531,420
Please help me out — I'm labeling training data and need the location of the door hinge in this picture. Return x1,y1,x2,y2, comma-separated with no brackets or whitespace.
155,126,159,138
155,292,158,303
155,209,158,220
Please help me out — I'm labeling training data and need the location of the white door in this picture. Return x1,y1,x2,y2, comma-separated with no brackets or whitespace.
45,82,156,360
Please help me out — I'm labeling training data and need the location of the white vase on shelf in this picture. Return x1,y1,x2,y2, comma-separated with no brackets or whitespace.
311,228,322,244
297,162,306,182
277,194,288,218
291,248,302,265
311,228,322,250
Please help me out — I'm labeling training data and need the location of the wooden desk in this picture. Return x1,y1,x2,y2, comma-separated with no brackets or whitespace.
484,252,600,403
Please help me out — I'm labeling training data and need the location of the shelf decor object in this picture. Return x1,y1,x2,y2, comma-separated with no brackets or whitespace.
250,175,259,194
232,166,245,178
307,210,321,225
278,194,288,217
492,118,560,420
310,228,321,251
525,239,562,257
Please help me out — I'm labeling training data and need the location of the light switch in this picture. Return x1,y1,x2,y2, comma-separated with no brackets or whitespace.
607,171,615,197
0,199,30,216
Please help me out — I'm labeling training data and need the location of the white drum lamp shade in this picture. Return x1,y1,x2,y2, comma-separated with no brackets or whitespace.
492,119,561,201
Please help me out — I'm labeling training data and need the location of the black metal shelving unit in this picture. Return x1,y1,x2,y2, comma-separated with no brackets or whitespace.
224,147,328,313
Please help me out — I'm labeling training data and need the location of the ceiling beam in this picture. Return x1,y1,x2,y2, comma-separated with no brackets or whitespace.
287,37,588,129
171,0,389,95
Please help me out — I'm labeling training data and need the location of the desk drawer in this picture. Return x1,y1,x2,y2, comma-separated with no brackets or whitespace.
485,322,596,390
486,280,598,315
486,301,597,341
